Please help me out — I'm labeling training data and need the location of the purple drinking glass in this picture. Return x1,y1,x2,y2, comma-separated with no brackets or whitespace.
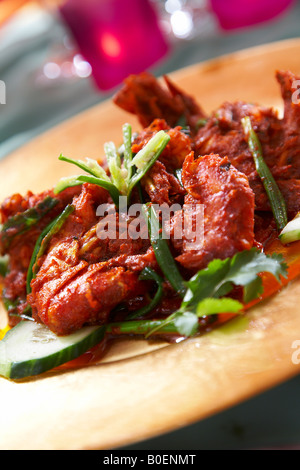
59,0,169,91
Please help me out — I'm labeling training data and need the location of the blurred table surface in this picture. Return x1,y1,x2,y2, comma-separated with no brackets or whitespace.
0,0,300,451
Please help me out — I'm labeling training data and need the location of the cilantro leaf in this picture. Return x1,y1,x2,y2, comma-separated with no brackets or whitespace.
173,311,199,337
184,248,287,307
146,248,288,338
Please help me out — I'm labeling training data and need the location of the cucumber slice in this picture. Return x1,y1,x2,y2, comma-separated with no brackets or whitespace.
279,212,300,244
0,320,106,380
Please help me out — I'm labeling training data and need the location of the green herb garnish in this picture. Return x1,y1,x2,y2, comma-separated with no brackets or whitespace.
142,203,186,297
54,125,170,207
242,116,288,231
141,248,287,338
126,267,164,320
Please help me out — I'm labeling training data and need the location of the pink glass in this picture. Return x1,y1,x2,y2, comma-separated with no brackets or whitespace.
210,0,295,30
59,0,169,91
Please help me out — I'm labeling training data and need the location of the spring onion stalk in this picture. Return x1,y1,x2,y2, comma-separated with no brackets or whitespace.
176,115,187,127
104,141,125,194
58,154,110,181
106,318,183,337
1,294,33,323
76,175,121,207
279,211,300,244
126,267,164,320
54,176,83,194
196,118,208,129
242,116,287,231
26,204,74,294
130,130,169,169
122,123,133,182
142,203,186,297
127,130,170,199
54,155,121,206
54,126,170,207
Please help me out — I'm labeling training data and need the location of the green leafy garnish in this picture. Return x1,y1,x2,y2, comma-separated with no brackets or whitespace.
142,203,186,297
242,116,288,231
104,141,127,194
54,125,170,207
104,249,287,340
126,267,164,320
122,122,133,183
143,248,288,338
279,211,300,245
55,155,121,206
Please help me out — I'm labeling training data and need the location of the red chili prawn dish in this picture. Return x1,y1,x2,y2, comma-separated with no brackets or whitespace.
1,69,300,380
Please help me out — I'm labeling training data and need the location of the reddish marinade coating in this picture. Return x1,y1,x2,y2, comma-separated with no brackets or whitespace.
113,72,206,132
28,183,150,335
169,153,255,271
194,70,300,217
30,260,140,336
1,69,300,337
0,186,82,325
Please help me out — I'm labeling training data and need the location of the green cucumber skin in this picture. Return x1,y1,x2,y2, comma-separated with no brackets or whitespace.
0,322,106,380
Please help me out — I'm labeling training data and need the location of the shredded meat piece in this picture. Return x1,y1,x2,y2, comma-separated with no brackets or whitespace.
0,186,83,326
141,160,185,205
132,118,193,171
113,72,206,132
29,251,140,336
194,70,300,217
169,153,255,271
26,184,152,335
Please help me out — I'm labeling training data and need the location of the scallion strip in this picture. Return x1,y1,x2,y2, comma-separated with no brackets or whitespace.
142,203,186,297
54,176,83,194
104,141,126,194
122,123,133,182
76,175,121,207
58,154,110,181
126,267,164,320
128,131,170,198
106,318,183,337
242,116,288,231
55,155,121,205
130,130,169,170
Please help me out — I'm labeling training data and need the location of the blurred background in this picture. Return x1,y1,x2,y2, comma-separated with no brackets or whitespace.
1,0,300,160
0,0,300,450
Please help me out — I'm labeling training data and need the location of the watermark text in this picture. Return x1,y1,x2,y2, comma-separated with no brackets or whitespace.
95,199,204,251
